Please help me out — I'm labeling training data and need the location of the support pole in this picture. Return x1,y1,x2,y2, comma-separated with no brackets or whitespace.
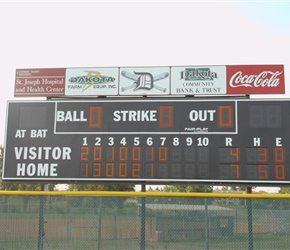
246,186,253,250
140,184,146,250
205,198,209,250
97,197,103,250
37,184,45,250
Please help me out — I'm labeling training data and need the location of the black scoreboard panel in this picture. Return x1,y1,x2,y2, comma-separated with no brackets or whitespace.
2,98,290,185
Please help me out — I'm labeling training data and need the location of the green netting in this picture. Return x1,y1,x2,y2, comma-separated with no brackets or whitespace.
1,194,290,249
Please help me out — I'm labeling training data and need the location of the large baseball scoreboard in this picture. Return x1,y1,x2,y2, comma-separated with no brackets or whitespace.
2,98,290,185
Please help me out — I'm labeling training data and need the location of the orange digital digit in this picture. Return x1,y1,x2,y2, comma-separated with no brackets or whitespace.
219,106,232,127
93,146,102,161
132,147,141,161
258,148,267,162
119,147,128,161
89,106,102,127
150,147,154,161
145,147,155,161
230,148,239,162
106,163,114,177
107,147,115,161
258,165,268,179
276,165,285,179
159,106,173,127
132,163,140,177
93,163,101,177
80,146,89,161
230,164,240,178
275,148,284,162
119,163,127,177
159,147,167,161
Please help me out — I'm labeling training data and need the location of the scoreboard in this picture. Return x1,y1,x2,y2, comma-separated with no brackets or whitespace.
2,98,290,185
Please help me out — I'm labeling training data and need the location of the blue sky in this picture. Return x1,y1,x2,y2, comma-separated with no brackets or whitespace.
241,2,290,33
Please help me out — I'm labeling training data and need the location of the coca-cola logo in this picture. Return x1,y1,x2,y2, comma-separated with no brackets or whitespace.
229,71,282,88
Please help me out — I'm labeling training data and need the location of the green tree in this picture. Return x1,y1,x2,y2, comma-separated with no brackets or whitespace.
164,184,213,193
279,187,290,194
68,183,135,192
68,183,135,211
161,185,213,205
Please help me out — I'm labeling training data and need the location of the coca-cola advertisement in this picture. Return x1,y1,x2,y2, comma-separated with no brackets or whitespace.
227,65,285,94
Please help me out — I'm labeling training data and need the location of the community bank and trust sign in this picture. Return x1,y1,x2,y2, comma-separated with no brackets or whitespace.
171,66,227,95
13,65,285,96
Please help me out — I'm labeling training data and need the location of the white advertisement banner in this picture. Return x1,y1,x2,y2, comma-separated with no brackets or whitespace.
119,67,170,95
65,68,119,96
171,66,227,95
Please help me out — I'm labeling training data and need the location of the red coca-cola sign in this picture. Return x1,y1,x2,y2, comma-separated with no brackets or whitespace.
227,65,285,94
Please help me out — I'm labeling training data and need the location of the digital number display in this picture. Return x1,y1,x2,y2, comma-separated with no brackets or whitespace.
2,98,290,185
249,104,281,128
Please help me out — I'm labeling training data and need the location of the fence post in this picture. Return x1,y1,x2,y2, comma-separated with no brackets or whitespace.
205,198,209,250
246,186,253,250
37,184,46,250
97,197,103,250
140,184,146,250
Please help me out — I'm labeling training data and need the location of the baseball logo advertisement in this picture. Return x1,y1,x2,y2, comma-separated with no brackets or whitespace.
119,67,170,95
65,68,119,96
227,65,285,94
171,66,227,95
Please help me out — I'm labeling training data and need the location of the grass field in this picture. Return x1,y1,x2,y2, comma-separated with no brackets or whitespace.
1,233,290,250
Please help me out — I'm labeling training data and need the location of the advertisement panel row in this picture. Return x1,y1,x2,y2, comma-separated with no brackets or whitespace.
14,65,285,97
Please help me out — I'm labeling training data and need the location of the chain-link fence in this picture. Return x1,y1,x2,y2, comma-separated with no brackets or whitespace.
1,191,290,250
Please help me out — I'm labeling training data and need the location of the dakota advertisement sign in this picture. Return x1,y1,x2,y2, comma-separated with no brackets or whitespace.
15,68,65,96
65,68,119,96
227,65,285,94
171,66,227,95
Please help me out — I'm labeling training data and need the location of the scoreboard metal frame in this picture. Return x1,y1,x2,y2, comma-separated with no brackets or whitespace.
2,98,290,185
